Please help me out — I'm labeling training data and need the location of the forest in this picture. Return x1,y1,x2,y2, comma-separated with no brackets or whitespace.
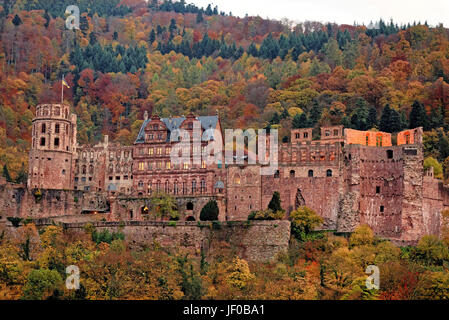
1,0,449,181
1,204,449,300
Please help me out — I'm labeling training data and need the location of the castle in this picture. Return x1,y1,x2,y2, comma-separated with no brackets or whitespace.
1,103,448,244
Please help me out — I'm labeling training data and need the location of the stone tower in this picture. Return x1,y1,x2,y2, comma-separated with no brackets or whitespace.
28,104,77,190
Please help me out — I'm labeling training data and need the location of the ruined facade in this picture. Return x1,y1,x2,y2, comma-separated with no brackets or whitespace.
0,104,446,244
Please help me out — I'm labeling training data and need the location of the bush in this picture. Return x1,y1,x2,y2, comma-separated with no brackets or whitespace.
349,224,374,247
200,200,219,221
289,206,323,241
412,235,449,266
21,269,63,300
7,217,23,228
268,191,283,212
248,209,284,221
91,229,125,244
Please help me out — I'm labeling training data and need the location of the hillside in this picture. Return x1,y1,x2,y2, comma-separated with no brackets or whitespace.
1,0,449,179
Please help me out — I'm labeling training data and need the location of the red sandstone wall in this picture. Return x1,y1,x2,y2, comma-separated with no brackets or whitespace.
345,129,392,147
397,127,423,146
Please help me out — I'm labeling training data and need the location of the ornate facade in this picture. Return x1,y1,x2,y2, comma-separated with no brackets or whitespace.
8,103,447,243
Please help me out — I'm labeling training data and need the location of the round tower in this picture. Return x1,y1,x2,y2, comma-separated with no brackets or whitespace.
28,104,77,190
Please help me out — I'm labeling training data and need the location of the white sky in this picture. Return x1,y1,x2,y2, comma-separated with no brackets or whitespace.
189,0,449,27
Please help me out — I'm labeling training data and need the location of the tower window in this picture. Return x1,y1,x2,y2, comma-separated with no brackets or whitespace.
380,206,384,213
326,169,332,177
308,170,314,177
376,186,381,194
54,137,60,147
55,124,60,133
290,170,295,178
41,123,46,133
40,137,46,146
387,150,393,159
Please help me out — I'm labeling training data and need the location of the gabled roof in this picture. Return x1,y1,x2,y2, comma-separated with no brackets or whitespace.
135,115,219,144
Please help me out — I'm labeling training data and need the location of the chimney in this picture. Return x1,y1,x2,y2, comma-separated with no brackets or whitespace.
144,110,148,121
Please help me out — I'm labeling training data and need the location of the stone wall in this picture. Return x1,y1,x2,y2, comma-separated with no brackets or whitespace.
30,220,291,262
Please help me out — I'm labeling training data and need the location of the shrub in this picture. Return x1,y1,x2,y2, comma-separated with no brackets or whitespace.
412,235,449,266
168,221,177,227
21,269,63,300
247,209,284,221
91,229,125,244
7,217,23,228
200,200,219,221
349,224,374,247
289,206,323,241
268,191,283,212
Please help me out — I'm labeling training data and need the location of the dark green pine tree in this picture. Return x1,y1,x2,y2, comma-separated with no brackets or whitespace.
200,200,219,221
148,29,156,44
12,14,22,26
429,107,444,129
309,103,322,125
268,191,283,212
367,107,378,129
196,11,203,23
409,101,428,130
292,113,309,129
270,112,280,125
379,105,402,133
248,42,258,57
169,18,177,34
2,164,12,182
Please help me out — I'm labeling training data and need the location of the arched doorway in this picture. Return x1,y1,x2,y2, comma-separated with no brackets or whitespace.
186,216,196,222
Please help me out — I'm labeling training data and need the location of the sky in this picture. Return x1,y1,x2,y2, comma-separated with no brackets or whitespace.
190,0,449,27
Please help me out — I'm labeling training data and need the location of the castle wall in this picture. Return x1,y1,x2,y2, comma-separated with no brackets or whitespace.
345,129,392,147
227,165,262,220
31,220,291,262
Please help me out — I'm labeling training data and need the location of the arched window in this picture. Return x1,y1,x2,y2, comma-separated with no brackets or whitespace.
200,179,206,194
234,174,241,185
274,170,280,178
156,180,161,192
182,181,187,194
174,180,178,195
308,170,314,177
40,137,46,146
108,164,113,173
326,169,333,177
89,165,94,174
138,181,144,189
147,182,152,194
41,123,46,133
165,181,170,193
290,170,295,178
192,180,197,194
82,165,87,174
187,202,194,210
